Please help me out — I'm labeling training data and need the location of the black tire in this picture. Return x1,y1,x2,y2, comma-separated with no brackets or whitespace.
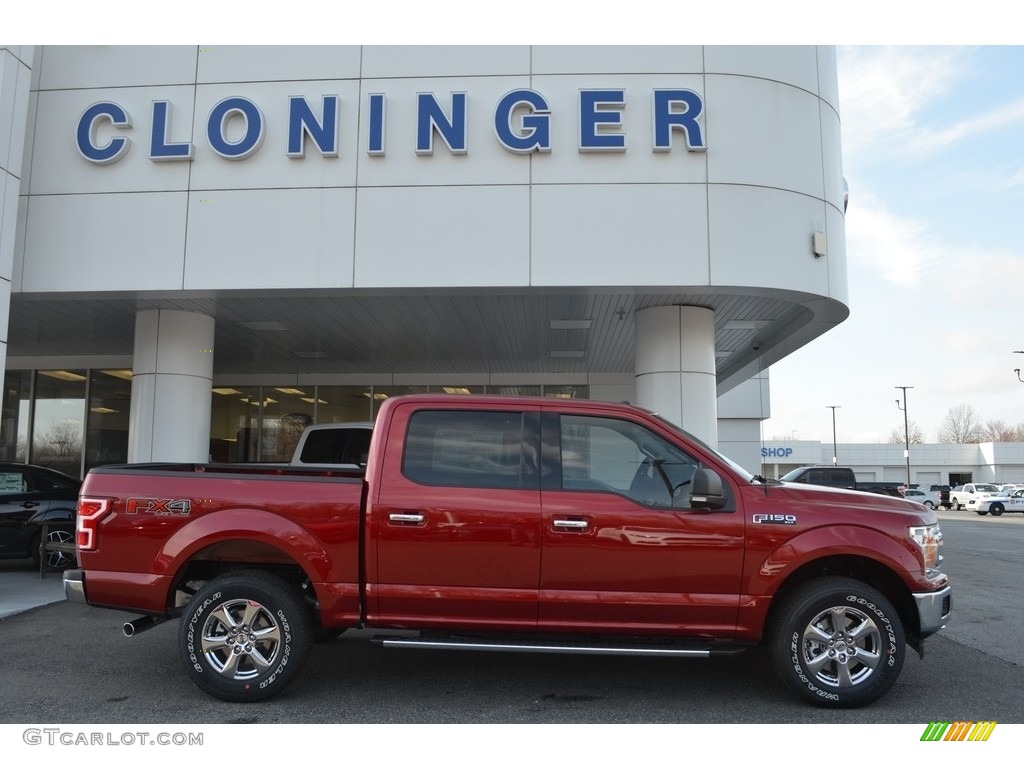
923,501,934,509
179,570,313,702
990,503,1004,516
976,508,988,516
769,577,905,708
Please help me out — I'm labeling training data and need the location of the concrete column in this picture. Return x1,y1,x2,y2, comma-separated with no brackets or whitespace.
128,309,215,462
635,305,718,446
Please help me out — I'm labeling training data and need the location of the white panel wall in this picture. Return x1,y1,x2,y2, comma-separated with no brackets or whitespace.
819,89,845,213
1,47,32,375
0,171,14,281
196,46,362,83
355,186,530,287
36,46,198,89
532,185,709,287
21,192,188,292
704,73,824,198
532,46,705,74
708,185,829,294
361,46,530,78
184,188,355,290
2,50,32,176
816,47,841,113
704,46,821,94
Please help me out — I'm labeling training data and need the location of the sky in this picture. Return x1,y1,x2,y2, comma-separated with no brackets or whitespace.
762,44,1024,444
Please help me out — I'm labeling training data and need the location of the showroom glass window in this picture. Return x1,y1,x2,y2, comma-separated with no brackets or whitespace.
209,386,262,462
84,370,132,472
0,370,33,463
30,370,86,477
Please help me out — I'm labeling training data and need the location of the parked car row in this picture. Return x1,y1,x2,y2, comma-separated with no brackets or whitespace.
857,481,1024,517
902,488,942,508
0,462,80,569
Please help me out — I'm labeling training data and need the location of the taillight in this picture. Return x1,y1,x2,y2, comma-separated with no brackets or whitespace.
77,497,111,550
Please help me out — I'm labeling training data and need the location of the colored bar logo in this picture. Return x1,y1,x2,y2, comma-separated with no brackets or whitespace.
921,722,997,741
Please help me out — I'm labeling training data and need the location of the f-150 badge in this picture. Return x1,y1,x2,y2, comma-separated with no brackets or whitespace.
752,513,796,525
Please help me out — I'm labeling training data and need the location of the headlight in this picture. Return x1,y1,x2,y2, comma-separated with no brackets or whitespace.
909,523,943,570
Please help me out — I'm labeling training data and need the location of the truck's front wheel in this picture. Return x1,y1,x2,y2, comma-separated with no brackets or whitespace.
179,571,313,702
769,577,905,708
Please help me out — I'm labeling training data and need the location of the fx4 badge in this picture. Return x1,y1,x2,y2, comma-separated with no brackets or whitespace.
753,513,797,525
125,498,191,516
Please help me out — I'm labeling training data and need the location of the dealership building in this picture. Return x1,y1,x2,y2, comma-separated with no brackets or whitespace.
1,44,855,479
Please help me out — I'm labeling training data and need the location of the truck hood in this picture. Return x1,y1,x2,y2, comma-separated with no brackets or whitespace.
767,481,936,525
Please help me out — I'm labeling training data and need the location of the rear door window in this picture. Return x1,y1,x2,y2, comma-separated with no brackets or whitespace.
402,410,538,490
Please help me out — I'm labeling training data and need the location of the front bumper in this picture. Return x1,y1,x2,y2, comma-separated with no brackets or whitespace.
913,583,952,635
63,568,86,604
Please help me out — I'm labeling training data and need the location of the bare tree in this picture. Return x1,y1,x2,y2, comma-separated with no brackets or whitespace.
888,421,924,444
938,404,983,444
979,420,1024,442
34,420,82,459
981,419,1013,442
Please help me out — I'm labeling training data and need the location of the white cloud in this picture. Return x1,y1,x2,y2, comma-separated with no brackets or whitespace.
838,46,972,158
844,188,945,285
912,97,1024,154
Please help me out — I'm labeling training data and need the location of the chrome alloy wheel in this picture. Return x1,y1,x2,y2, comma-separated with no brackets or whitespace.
44,528,75,569
800,605,882,689
200,598,283,680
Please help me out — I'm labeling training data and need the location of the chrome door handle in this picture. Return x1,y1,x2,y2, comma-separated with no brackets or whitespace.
553,519,589,530
389,513,425,524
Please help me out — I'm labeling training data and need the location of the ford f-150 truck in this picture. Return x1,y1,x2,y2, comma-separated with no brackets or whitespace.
64,394,951,708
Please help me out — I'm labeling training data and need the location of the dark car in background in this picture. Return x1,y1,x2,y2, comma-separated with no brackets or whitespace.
929,484,952,509
0,463,81,569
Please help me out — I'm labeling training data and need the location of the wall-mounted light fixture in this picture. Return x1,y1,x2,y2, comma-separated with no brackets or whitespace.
812,231,827,258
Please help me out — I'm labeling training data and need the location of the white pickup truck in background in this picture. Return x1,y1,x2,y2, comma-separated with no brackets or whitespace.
948,483,1001,512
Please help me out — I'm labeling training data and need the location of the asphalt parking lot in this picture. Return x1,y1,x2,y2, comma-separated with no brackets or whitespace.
0,507,1021,725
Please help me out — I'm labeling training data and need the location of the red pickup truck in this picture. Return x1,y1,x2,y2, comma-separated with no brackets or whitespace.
64,394,951,707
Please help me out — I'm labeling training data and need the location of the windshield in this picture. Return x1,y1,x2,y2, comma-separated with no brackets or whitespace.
976,484,999,492
651,414,755,482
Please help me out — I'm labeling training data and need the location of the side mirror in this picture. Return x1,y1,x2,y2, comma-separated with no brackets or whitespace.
690,467,727,510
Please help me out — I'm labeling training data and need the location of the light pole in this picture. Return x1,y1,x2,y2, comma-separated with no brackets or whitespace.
827,405,840,465
895,386,913,488
1015,351,1024,381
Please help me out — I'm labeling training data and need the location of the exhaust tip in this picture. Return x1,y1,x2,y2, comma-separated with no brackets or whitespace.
122,615,159,637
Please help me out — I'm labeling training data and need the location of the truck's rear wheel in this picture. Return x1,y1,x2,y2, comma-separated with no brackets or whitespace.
769,577,904,708
179,570,313,702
